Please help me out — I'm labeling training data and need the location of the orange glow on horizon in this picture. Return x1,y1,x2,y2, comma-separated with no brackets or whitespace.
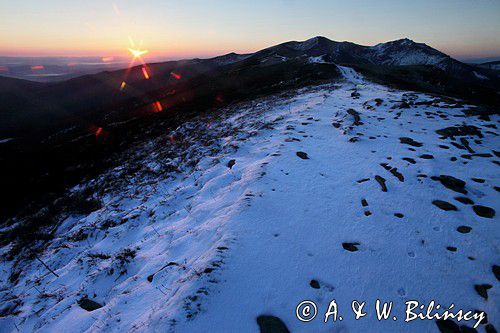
0,66,9,72
31,65,44,70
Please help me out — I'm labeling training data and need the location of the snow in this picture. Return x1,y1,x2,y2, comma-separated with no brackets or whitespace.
0,138,13,144
308,55,332,64
1,68,498,332
473,71,490,80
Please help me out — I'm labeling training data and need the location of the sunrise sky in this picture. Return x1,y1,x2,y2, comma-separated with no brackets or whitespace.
1,0,499,61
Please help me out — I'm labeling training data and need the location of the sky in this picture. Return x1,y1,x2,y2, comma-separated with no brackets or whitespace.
1,0,499,61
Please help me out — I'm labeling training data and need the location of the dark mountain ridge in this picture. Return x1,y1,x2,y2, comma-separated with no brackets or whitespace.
0,36,498,223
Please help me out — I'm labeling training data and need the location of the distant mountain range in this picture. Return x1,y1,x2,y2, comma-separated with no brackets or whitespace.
0,36,498,221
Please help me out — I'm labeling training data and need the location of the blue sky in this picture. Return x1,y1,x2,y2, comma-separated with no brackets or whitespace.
1,0,499,60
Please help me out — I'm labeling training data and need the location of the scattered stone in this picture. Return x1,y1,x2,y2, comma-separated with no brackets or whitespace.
492,265,500,281
256,315,290,333
471,178,485,183
399,137,423,147
457,226,472,234
227,159,236,169
447,246,457,252
309,280,320,289
436,319,460,333
472,205,495,218
364,210,372,216
460,325,479,333
460,138,475,153
438,145,450,149
342,242,360,252
474,284,492,300
432,200,458,211
374,175,387,192
78,298,103,312
394,213,404,218
296,151,309,160
347,109,361,126
357,178,370,183
436,125,483,138
402,157,416,164
361,199,368,207
485,324,497,333
454,197,474,205
420,154,434,159
431,175,467,194
351,91,360,98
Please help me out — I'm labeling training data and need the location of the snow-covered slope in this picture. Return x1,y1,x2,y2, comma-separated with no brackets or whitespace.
1,68,498,332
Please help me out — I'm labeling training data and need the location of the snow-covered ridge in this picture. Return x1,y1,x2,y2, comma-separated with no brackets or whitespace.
1,68,498,332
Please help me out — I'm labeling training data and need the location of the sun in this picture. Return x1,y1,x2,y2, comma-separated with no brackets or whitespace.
128,48,149,59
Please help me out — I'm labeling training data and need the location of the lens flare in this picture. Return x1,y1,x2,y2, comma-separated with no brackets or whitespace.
120,81,127,91
153,101,163,112
128,48,149,59
142,67,150,79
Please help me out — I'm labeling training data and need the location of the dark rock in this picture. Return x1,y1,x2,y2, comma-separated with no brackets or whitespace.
493,265,500,281
486,324,497,333
399,137,423,147
296,151,309,160
431,175,467,194
474,284,492,300
364,210,372,216
402,157,416,164
472,205,495,218
351,91,360,98
394,213,404,218
471,178,485,183
454,197,474,205
342,242,360,252
78,297,103,312
460,138,475,153
389,168,404,182
347,109,361,126
361,199,368,207
456,226,472,234
357,178,370,183
432,200,458,211
257,315,290,333
460,325,478,333
447,246,457,252
309,279,320,289
420,154,434,159
436,125,483,138
436,319,460,333
374,175,387,192
227,159,236,169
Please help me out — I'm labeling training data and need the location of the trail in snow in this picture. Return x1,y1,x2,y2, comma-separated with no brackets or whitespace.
1,68,498,333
